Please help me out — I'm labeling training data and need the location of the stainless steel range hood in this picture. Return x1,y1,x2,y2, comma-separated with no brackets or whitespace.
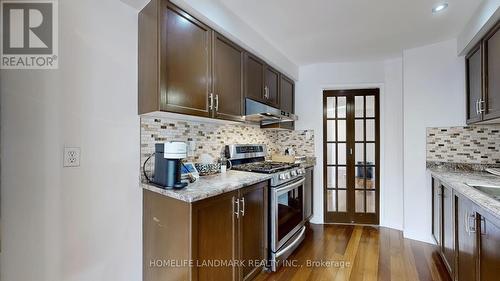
244,98,297,123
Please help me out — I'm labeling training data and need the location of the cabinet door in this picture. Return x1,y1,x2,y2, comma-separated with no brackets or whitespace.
442,184,455,275
478,210,500,281
484,22,500,121
239,181,267,281
466,44,483,124
280,75,295,130
244,53,265,103
455,194,477,281
432,177,442,245
264,66,280,108
213,33,244,121
304,168,313,221
192,191,238,281
164,3,212,117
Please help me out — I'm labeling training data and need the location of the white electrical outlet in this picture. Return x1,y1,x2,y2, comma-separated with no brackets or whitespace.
64,147,81,167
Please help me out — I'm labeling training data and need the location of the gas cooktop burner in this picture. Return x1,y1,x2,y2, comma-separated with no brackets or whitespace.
232,161,299,174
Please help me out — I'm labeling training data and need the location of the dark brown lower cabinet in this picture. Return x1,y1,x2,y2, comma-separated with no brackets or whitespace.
239,183,266,281
143,180,268,281
455,193,477,281
432,178,442,245
441,184,455,275
478,210,500,281
432,175,500,281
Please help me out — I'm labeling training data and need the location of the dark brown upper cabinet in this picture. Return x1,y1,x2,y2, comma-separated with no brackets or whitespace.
244,53,265,103
264,66,280,108
139,1,212,117
466,20,500,124
466,44,483,124
212,32,244,122
484,21,500,121
139,0,294,123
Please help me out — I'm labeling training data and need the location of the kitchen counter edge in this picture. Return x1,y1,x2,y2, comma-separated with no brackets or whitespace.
428,167,500,219
141,170,273,203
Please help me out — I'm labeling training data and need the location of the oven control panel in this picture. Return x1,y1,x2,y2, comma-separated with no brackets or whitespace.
273,167,306,187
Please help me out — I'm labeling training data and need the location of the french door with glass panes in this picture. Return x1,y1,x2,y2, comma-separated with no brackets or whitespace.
323,89,379,224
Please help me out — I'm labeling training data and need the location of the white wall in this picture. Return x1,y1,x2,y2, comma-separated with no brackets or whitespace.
402,39,465,243
170,0,299,80
295,59,404,230
1,1,141,280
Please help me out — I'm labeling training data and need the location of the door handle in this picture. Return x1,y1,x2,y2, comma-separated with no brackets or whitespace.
234,198,240,219
264,86,269,99
467,212,476,233
240,197,245,216
478,98,485,113
480,216,486,235
209,93,214,111
215,94,219,111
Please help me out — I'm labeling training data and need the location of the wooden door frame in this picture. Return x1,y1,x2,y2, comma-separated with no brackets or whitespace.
322,89,380,225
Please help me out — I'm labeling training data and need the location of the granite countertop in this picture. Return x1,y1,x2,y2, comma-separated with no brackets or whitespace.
428,167,500,219
142,170,272,203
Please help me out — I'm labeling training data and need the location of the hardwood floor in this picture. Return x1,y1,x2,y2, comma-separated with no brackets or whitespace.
255,224,451,281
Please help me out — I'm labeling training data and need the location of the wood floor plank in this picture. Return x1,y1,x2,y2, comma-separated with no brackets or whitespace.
256,224,451,281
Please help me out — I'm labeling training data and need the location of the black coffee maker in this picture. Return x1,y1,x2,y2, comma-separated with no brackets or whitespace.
152,142,188,189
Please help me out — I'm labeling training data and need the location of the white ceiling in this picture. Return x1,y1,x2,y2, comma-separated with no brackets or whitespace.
218,0,483,65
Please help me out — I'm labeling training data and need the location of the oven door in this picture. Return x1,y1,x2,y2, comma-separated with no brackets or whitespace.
271,177,305,252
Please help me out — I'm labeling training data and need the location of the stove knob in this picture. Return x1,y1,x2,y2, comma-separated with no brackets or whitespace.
297,169,303,175
291,170,297,176
279,174,286,180
285,172,291,179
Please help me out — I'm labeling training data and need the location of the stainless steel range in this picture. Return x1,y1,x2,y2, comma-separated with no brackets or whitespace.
226,144,306,271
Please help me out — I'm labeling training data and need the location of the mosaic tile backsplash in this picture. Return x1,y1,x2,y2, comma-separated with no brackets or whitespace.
141,117,315,173
426,125,500,165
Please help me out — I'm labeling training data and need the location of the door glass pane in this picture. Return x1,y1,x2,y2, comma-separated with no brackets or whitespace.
355,190,365,213
366,96,375,117
327,120,336,141
338,190,346,212
327,97,335,118
338,167,347,189
327,143,336,165
327,190,336,212
366,167,375,189
355,96,364,117
337,120,346,141
367,191,376,213
337,97,346,118
366,143,375,164
355,166,365,189
355,120,364,141
355,143,364,164
366,119,375,141
327,167,336,188
338,143,346,165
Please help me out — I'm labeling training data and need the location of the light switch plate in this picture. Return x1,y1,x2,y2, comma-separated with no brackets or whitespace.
64,147,81,167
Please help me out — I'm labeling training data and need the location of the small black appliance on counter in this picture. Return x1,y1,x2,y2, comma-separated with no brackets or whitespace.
151,142,188,189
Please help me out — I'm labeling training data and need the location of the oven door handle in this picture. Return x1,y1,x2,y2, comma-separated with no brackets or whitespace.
276,226,306,258
275,178,305,195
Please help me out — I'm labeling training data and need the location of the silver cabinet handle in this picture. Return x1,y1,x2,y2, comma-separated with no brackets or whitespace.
264,86,269,99
465,211,470,235
234,198,240,219
475,99,479,115
468,212,476,233
215,94,219,111
209,93,214,111
240,197,245,216
480,216,486,235
479,98,485,113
